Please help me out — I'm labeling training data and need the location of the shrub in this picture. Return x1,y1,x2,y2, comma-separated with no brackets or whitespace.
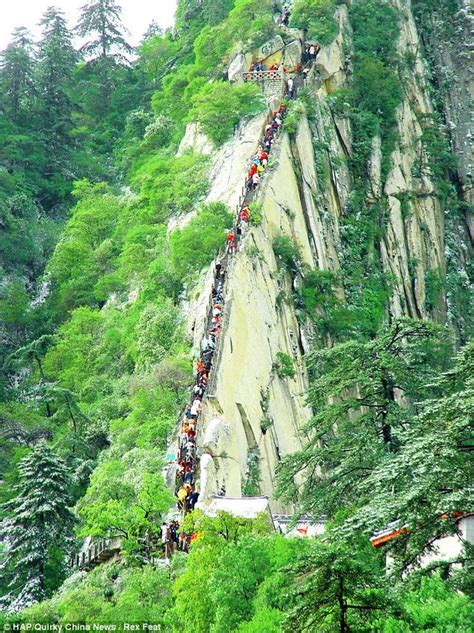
327,87,354,118
135,300,182,366
298,269,341,315
290,0,338,45
283,100,306,137
193,24,231,74
424,268,445,312
349,0,402,182
143,115,175,148
188,82,265,145
242,447,261,496
350,0,400,65
228,0,277,50
353,58,402,125
249,202,263,226
273,352,296,379
272,236,300,276
170,202,234,282
132,151,209,222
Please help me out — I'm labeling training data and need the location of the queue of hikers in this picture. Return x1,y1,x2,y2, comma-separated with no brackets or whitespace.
167,3,322,555
161,519,197,556
276,3,291,26
171,104,290,524
248,40,319,101
246,103,287,192
165,111,295,560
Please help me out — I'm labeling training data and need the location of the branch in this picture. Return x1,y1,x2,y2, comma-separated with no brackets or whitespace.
108,525,129,539
346,604,384,611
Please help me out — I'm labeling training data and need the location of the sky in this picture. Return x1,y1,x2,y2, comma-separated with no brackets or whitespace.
0,0,178,50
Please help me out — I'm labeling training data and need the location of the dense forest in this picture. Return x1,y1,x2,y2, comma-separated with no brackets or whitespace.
0,0,472,630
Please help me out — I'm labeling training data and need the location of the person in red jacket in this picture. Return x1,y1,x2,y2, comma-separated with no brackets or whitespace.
259,149,268,167
226,232,237,254
240,207,250,223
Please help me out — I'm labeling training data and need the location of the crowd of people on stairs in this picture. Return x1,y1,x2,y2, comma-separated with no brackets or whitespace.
248,50,319,101
246,104,287,191
163,101,290,556
162,8,321,557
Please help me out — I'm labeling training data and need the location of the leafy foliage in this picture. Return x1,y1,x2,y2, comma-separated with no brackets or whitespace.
188,82,266,145
0,443,75,610
132,151,209,222
0,0,471,625
276,319,451,517
273,352,296,379
170,202,233,281
290,0,338,45
77,449,173,548
284,534,388,632
272,236,301,277
344,342,473,574
76,0,133,62
18,563,173,626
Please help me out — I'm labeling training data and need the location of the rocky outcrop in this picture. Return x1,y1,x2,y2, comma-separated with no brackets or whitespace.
381,0,446,321
415,0,473,208
177,122,214,157
196,155,314,507
177,0,469,506
315,5,352,91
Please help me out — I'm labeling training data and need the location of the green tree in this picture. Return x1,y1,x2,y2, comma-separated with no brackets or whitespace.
172,514,291,633
20,564,173,626
0,442,75,610
284,536,388,633
272,236,301,277
276,319,450,518
77,448,173,551
379,575,474,632
46,181,120,313
0,194,57,281
0,27,35,124
132,151,209,222
76,0,134,116
188,82,265,145
290,0,338,45
37,7,77,193
77,0,133,62
347,342,474,576
6,335,55,417
169,202,233,282
175,0,235,41
227,0,276,50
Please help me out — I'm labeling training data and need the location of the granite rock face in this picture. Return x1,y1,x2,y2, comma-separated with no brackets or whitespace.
177,0,471,508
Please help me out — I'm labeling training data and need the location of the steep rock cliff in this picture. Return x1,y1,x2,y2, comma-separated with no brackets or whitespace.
178,0,471,507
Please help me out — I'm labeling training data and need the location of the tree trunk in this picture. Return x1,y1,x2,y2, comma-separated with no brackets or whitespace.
338,576,347,633
34,354,52,418
381,374,395,449
65,395,78,453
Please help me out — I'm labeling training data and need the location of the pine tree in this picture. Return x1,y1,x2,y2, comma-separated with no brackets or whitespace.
76,0,133,62
142,21,163,41
0,27,36,125
37,8,77,173
76,1,133,115
0,442,75,611
285,536,389,633
346,341,474,575
276,319,451,518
